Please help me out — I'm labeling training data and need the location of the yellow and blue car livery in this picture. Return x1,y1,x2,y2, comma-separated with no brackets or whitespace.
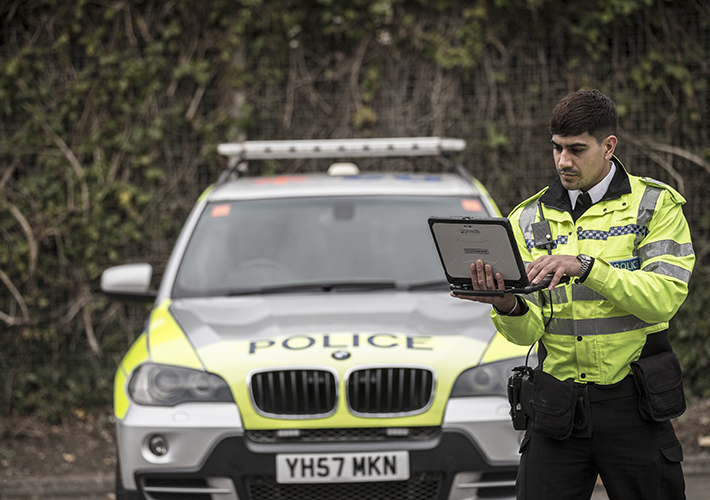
104,143,531,500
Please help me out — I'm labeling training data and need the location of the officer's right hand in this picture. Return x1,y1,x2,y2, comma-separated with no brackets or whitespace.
451,260,517,312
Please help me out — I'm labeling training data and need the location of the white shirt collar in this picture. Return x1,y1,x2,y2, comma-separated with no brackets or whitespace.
569,161,616,208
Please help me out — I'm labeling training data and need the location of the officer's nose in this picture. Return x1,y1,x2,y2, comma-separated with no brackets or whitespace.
557,149,574,168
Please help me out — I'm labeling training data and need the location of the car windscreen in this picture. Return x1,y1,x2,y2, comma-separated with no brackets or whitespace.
172,195,489,298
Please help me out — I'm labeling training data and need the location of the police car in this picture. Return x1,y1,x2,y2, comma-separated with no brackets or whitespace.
101,137,531,500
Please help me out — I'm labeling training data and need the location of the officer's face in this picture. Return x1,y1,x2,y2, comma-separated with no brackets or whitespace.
551,132,617,192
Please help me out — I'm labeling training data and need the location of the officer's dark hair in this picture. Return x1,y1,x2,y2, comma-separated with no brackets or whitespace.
548,90,618,144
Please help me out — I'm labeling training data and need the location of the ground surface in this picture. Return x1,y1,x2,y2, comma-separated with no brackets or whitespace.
0,407,116,482
1,398,710,481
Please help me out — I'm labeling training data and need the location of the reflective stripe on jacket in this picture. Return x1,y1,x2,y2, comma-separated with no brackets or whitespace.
492,158,695,385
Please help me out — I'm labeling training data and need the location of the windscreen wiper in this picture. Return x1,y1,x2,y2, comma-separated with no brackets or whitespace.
406,280,450,291
227,281,398,296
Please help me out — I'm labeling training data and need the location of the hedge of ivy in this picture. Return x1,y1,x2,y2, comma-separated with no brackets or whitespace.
1,0,708,419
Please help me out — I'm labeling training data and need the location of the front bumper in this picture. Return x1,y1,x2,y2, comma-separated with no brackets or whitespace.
118,397,520,500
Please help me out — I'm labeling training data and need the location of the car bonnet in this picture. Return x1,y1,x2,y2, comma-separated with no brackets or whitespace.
155,292,498,428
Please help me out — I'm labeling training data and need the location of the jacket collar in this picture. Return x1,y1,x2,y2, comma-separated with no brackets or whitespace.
539,156,632,213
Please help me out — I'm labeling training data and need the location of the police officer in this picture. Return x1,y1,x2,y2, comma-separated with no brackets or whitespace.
455,90,695,499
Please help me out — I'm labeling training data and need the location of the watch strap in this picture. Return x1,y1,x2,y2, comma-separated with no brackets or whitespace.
576,254,594,283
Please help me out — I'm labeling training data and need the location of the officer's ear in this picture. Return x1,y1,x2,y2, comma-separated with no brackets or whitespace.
603,135,618,160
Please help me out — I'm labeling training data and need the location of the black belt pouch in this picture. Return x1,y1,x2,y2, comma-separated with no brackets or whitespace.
531,370,577,440
630,351,686,422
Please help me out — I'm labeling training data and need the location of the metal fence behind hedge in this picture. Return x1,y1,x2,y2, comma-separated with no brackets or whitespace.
1,1,709,413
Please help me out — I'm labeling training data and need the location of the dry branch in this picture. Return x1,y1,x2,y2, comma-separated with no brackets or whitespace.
645,150,686,195
350,35,371,111
5,202,38,280
295,46,334,116
0,158,20,190
283,43,299,128
37,119,90,214
647,143,710,176
0,268,30,326
83,303,101,356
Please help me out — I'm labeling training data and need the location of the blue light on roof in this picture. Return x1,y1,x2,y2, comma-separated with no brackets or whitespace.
343,174,383,180
394,174,440,181
341,174,442,181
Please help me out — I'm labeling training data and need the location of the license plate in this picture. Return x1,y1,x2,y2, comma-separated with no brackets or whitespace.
276,451,409,484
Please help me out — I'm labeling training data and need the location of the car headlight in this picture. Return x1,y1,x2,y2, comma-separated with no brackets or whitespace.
128,364,234,406
450,355,537,398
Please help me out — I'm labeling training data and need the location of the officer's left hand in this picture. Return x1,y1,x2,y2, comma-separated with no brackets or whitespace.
526,254,583,290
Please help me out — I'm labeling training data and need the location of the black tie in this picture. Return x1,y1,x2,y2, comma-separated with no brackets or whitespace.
572,192,592,221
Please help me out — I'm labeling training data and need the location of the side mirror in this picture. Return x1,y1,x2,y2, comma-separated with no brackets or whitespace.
101,263,157,303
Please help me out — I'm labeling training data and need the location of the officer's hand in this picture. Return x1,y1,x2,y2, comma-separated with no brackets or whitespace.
451,260,517,312
526,254,583,290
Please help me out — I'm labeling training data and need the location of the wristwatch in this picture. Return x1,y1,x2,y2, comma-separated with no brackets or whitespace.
576,254,594,283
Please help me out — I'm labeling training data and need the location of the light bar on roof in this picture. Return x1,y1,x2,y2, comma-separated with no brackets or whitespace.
217,137,466,160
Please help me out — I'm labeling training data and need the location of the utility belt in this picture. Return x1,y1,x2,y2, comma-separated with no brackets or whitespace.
507,331,686,440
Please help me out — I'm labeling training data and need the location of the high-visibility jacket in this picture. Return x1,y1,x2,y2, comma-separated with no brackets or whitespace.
493,158,695,385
